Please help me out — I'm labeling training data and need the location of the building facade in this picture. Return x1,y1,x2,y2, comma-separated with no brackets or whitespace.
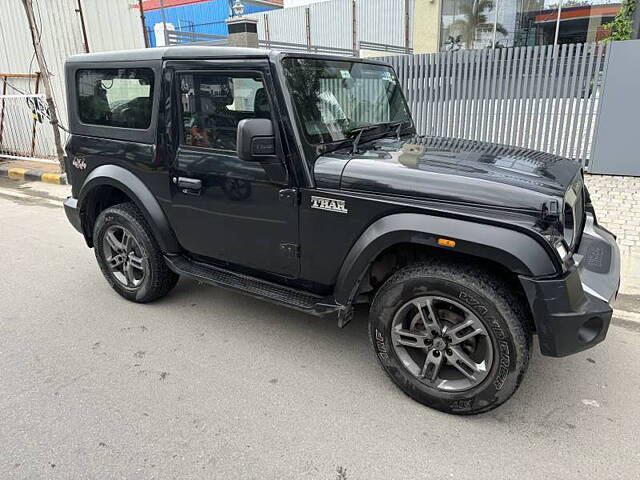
438,0,621,52
140,0,282,46
235,0,623,55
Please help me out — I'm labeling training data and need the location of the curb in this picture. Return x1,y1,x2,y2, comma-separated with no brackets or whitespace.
0,165,67,185
613,308,640,324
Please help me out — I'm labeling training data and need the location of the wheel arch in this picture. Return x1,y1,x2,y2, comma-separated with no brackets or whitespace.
333,213,559,307
77,165,180,253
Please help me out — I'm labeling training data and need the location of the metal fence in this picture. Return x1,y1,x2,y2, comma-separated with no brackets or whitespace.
0,93,57,164
248,0,413,54
385,42,610,166
0,74,57,164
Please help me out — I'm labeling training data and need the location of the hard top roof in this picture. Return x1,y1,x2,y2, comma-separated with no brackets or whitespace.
66,46,270,64
65,45,389,66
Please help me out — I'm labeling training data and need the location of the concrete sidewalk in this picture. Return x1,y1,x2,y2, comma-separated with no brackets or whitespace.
0,177,70,207
620,257,640,296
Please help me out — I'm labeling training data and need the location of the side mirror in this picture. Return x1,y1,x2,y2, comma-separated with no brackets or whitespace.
237,118,276,162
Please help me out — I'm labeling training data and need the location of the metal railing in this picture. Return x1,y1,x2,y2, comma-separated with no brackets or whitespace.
383,43,609,166
258,39,357,56
257,39,412,57
166,30,228,46
164,29,411,58
359,41,412,55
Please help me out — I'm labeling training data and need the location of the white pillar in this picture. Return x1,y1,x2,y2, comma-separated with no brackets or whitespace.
154,22,174,46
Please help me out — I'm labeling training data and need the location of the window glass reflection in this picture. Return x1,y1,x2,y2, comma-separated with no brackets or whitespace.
440,0,622,51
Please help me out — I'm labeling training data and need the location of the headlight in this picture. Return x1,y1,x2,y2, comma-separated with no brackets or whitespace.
563,196,576,246
541,229,571,263
563,177,585,248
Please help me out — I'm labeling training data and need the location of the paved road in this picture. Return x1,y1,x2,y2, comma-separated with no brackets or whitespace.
1,178,640,480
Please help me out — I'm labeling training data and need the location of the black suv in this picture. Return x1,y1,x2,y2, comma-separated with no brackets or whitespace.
63,46,620,414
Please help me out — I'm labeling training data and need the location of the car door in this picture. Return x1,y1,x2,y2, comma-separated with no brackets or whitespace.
165,61,299,278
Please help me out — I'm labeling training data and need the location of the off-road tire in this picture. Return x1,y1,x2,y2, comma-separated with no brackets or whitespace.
93,202,178,303
369,260,532,415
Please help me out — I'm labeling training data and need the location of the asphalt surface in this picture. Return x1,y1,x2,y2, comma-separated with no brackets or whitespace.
1,178,640,480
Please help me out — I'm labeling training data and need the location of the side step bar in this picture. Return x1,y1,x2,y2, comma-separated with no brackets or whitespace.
164,255,342,317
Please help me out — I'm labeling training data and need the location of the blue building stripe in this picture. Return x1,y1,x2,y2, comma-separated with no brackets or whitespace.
145,0,275,46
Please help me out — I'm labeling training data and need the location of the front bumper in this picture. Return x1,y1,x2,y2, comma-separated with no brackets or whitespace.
64,196,83,234
520,213,620,357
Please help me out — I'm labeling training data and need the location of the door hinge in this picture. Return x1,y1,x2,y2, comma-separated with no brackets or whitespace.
280,243,300,258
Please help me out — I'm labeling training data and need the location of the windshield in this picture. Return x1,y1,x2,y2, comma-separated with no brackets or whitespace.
281,58,412,144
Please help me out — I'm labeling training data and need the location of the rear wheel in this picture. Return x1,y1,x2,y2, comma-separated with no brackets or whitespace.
93,202,178,303
369,260,531,415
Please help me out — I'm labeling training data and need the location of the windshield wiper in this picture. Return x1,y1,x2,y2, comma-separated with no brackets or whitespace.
349,125,379,154
389,120,410,140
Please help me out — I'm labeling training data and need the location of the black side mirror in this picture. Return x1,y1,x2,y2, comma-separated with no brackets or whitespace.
237,118,276,162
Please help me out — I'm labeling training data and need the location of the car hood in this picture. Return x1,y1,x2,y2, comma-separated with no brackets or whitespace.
314,136,582,211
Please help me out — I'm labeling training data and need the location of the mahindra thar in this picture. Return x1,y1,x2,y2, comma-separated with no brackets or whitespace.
63,46,620,414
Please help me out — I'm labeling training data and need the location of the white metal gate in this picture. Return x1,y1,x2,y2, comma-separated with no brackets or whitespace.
0,91,57,164
384,42,609,167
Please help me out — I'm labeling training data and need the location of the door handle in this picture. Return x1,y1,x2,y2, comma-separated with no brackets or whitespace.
174,176,202,191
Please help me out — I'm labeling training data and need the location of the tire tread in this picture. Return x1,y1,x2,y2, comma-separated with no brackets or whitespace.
369,259,532,415
94,202,178,303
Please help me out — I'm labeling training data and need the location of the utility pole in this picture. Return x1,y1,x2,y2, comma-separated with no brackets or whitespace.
553,0,563,46
492,0,501,47
138,0,149,48
404,0,410,51
21,0,65,172
159,0,169,46
75,0,90,53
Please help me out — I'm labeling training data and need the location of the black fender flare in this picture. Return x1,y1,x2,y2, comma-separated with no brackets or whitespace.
77,165,180,253
333,213,559,306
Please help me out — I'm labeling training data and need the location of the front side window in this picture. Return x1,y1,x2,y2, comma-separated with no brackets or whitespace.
281,58,411,144
76,68,154,129
178,72,269,151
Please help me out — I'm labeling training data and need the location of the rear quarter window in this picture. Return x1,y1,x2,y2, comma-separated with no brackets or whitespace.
76,68,154,129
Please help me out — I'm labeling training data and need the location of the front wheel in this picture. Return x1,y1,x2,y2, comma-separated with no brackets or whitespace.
369,261,531,415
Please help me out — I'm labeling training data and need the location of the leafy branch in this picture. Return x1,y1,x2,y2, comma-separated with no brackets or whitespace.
601,0,636,41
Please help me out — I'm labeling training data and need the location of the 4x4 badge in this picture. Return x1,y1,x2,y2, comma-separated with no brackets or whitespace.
310,196,348,214
72,156,87,170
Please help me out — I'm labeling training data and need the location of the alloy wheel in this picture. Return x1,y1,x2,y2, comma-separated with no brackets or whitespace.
102,225,146,288
390,295,494,392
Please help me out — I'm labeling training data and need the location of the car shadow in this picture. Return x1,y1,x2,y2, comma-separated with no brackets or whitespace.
157,277,619,428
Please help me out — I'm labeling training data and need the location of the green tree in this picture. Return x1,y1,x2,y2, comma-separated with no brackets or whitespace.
546,0,589,9
449,0,508,48
602,0,636,41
